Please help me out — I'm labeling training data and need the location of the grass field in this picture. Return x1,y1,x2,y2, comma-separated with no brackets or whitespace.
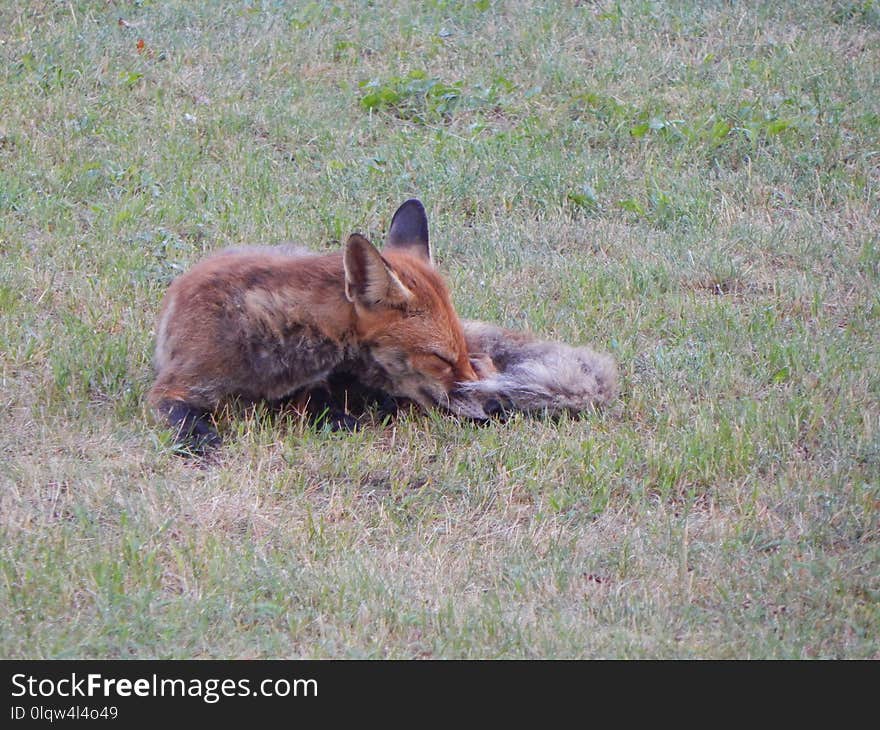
1,0,878,658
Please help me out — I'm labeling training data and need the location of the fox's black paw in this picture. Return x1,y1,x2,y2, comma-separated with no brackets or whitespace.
327,411,361,432
375,394,400,419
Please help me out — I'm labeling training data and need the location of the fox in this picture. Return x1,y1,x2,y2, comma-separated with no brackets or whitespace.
147,199,488,451
459,320,619,416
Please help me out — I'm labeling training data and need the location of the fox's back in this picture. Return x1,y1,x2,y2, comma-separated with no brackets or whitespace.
154,247,355,400
159,246,350,334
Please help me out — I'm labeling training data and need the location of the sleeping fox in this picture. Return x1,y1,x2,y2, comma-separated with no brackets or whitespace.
147,199,487,450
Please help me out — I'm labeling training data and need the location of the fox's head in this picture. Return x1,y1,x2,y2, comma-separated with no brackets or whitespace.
344,199,487,420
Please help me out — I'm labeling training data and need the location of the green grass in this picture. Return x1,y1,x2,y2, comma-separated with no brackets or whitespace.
1,0,878,658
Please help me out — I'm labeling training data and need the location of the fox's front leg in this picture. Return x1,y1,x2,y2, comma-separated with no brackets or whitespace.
286,386,361,431
323,372,402,421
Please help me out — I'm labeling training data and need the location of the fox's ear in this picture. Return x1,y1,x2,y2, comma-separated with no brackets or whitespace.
385,198,431,264
344,233,413,307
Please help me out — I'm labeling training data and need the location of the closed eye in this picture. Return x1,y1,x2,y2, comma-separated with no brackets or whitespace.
431,352,456,368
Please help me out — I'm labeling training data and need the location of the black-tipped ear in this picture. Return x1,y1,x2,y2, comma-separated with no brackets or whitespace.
344,233,413,307
385,198,431,263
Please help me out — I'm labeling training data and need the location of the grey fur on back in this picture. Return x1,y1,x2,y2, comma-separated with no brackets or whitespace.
460,320,618,414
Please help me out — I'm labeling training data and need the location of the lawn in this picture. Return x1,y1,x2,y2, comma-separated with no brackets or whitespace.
0,0,877,658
